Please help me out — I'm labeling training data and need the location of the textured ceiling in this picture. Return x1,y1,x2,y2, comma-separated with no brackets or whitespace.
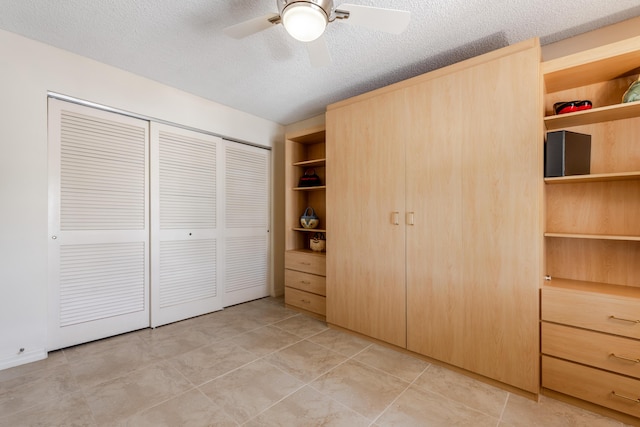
1,0,640,125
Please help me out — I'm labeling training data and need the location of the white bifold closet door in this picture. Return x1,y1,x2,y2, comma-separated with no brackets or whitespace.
49,100,271,345
223,142,271,307
47,99,150,350
150,123,224,327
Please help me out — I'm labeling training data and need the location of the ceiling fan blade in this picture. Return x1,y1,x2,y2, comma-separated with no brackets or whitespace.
223,13,280,39
337,4,410,34
305,35,332,67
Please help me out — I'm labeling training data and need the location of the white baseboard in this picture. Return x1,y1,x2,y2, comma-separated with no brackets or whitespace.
0,348,47,371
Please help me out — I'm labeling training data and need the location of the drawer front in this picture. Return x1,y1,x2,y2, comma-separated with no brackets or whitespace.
285,251,326,276
542,322,640,379
285,287,326,316
285,269,326,296
542,355,640,418
542,287,640,339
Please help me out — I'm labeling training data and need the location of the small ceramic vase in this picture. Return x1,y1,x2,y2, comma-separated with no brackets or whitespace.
622,76,640,103
300,207,319,229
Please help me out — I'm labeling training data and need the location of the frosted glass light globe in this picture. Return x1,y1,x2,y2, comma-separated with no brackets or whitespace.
282,3,327,42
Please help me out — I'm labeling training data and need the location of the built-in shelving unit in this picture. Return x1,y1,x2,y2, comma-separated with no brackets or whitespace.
541,35,640,424
284,124,327,320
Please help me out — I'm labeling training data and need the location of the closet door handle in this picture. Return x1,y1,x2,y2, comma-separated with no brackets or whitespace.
392,212,400,225
407,212,415,226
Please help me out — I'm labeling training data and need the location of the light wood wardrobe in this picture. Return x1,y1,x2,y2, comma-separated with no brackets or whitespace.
326,38,543,394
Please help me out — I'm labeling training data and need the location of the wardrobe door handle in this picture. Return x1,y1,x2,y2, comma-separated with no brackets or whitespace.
407,212,415,226
392,212,400,225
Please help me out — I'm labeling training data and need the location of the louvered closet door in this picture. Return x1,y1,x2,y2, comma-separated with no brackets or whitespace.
223,141,270,306
150,123,223,327
47,99,150,350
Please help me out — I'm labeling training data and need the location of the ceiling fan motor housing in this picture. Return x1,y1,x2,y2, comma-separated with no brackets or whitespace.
277,0,335,20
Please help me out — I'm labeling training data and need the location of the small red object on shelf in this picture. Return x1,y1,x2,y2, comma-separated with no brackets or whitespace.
553,100,592,115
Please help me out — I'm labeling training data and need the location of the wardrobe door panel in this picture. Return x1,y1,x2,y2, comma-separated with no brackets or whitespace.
405,72,464,365
459,46,542,392
326,90,407,347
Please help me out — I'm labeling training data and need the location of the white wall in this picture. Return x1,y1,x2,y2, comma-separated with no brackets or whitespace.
0,28,284,370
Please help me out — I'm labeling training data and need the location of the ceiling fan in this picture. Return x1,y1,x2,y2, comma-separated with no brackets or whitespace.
223,0,411,67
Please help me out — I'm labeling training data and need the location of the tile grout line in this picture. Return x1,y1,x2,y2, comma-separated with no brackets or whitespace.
367,363,431,426
242,337,376,424
498,392,511,425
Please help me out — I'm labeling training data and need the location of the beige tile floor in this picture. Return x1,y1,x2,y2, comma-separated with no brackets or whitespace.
0,297,631,426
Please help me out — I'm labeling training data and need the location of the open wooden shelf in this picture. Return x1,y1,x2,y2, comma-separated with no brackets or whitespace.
545,171,640,184
544,277,640,299
544,101,640,130
292,227,326,233
286,248,325,255
292,185,326,191
286,125,326,144
293,158,326,168
544,233,640,242
543,35,640,93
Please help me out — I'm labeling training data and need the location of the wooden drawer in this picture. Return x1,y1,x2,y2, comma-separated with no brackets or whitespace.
542,286,640,339
285,250,326,276
285,269,326,296
285,287,326,316
542,355,640,418
542,322,640,379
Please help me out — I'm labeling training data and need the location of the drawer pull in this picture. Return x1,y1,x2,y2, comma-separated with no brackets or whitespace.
609,315,640,324
611,391,640,403
300,262,311,266
300,280,311,285
610,353,640,364
300,299,311,304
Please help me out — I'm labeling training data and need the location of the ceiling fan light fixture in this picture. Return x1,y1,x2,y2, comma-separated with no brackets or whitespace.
282,2,328,42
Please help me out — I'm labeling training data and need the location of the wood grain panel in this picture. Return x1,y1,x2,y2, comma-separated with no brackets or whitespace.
542,355,640,418
542,35,640,92
405,70,463,365
546,181,640,236
284,250,326,276
285,287,326,316
542,322,640,379
546,239,640,286
285,269,326,295
328,39,539,111
326,89,407,348
542,285,640,338
458,46,543,393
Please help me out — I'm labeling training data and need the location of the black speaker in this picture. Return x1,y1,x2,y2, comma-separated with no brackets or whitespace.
544,130,591,177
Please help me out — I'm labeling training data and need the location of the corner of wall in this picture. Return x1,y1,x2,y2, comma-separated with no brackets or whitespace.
0,348,48,371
